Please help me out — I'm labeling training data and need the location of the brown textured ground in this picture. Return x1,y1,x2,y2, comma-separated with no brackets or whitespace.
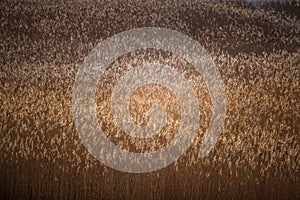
0,0,299,199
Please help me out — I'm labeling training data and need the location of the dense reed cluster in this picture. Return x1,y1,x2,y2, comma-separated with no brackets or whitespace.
0,0,299,199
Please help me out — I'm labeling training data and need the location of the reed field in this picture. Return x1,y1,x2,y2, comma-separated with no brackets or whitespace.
0,0,299,199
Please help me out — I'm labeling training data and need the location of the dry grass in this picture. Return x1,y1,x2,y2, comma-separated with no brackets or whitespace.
0,0,299,199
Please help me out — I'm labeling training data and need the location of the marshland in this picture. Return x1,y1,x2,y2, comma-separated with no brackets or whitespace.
0,0,299,199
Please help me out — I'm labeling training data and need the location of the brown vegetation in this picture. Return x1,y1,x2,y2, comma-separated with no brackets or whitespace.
0,0,299,199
